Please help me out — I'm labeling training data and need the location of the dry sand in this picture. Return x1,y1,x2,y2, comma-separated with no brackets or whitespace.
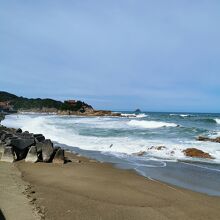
0,162,40,220
13,152,220,220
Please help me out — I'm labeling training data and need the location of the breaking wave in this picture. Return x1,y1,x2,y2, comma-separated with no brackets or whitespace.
169,114,192,118
121,113,148,118
127,120,178,129
196,118,218,124
215,118,220,124
1,113,220,163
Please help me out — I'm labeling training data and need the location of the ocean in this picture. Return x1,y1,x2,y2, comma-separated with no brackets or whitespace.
2,111,220,195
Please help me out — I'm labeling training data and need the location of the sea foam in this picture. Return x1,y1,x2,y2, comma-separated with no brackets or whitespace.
215,118,220,124
2,113,220,163
136,113,148,118
121,113,148,118
127,120,177,129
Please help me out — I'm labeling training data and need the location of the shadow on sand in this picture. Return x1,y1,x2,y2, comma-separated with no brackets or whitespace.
0,209,6,220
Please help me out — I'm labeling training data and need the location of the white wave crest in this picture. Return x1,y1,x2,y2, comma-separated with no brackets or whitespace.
136,113,148,118
121,113,136,118
2,113,220,163
128,120,177,129
180,114,189,117
170,113,190,117
121,113,148,118
215,118,220,124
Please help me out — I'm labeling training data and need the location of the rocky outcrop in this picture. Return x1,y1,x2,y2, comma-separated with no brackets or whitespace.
0,91,123,117
1,146,15,162
135,109,141,113
57,109,121,117
41,140,54,162
132,151,145,156
183,148,214,159
0,113,5,122
7,137,35,160
1,132,13,141
25,146,38,163
149,146,166,150
16,128,22,133
34,134,45,143
0,143,5,159
53,148,65,164
0,126,68,164
197,136,220,143
9,137,35,150
20,108,59,114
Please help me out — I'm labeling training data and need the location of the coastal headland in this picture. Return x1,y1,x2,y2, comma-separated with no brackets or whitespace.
0,91,121,117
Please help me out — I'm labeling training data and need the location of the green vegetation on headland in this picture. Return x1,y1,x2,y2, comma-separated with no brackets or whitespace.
0,91,92,112
0,91,121,116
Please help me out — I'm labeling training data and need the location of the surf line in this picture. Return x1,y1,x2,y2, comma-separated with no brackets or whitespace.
180,162,220,173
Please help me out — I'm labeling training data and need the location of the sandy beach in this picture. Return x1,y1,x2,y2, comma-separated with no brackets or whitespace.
2,0,220,219
2,152,216,220
0,162,40,220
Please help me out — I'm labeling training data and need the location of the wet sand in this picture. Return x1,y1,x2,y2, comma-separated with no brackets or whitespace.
15,152,220,220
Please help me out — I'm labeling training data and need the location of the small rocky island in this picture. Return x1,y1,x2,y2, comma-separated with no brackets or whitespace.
0,91,121,117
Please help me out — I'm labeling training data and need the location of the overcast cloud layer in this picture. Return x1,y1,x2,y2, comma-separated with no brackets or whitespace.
0,0,220,112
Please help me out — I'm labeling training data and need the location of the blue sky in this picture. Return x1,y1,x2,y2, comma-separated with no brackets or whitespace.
0,0,220,112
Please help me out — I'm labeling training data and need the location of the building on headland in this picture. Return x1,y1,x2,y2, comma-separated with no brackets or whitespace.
64,100,77,105
0,101,16,113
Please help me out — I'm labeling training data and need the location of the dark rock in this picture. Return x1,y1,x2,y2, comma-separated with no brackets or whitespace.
7,137,35,160
34,134,45,143
197,136,220,143
1,133,13,141
149,146,166,150
183,148,214,159
0,143,5,153
111,113,121,117
197,136,210,141
35,142,43,154
156,146,166,150
41,139,54,162
71,158,81,163
0,130,7,137
25,146,38,163
132,151,145,156
4,136,19,146
0,143,6,159
14,148,29,160
135,109,141,113
16,128,22,133
1,146,15,162
9,137,35,150
53,148,65,164
50,146,61,161
18,132,34,139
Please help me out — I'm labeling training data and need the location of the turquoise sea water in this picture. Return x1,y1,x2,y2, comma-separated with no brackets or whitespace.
2,111,220,195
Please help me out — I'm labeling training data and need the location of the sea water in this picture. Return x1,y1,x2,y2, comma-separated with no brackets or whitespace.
2,112,220,195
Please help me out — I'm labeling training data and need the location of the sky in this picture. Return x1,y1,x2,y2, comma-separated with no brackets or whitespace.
0,0,220,112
